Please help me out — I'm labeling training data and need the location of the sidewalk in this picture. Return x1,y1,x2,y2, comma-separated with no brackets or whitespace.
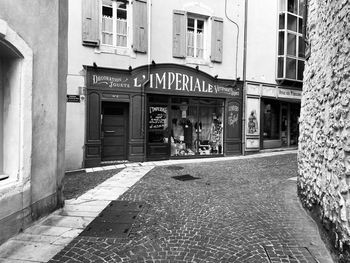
0,150,332,262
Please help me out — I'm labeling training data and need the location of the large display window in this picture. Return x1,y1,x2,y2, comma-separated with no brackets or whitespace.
147,96,224,157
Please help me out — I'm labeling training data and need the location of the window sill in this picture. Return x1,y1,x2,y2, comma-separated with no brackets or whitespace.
95,45,135,58
185,57,213,67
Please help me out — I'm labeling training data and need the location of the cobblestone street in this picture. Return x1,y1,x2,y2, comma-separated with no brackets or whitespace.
50,153,333,263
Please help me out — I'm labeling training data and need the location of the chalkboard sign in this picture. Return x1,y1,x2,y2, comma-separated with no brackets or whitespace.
226,101,240,138
149,106,167,129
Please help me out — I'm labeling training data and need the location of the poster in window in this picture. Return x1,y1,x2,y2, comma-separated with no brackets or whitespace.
246,97,260,136
149,106,167,129
226,100,240,138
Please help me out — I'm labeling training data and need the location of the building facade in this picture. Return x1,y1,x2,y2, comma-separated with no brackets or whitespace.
0,1,68,244
66,0,245,169
299,0,350,250
244,0,305,153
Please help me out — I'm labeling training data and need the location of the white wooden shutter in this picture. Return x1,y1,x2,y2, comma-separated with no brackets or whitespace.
133,0,148,53
211,17,223,63
173,10,186,58
82,0,100,46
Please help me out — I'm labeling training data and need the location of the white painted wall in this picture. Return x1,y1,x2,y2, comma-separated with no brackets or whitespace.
246,0,278,84
66,0,245,170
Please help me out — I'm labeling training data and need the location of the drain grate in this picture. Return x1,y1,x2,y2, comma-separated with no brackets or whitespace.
172,174,200,181
166,165,184,171
79,201,145,238
264,246,318,263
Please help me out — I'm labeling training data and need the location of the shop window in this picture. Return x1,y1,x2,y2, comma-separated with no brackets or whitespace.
169,98,224,157
277,0,305,82
263,100,280,140
101,0,128,47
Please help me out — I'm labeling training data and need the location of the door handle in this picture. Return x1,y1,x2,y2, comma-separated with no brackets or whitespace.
104,130,115,133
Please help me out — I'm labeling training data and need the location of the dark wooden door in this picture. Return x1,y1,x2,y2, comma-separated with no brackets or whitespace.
102,102,128,161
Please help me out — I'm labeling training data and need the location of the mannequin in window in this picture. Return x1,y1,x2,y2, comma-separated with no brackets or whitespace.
171,118,184,143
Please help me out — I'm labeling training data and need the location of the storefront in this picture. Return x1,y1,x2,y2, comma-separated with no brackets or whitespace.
84,64,243,167
245,83,301,151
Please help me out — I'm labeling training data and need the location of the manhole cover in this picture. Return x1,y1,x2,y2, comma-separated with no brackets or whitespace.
264,246,317,263
172,174,200,181
166,165,184,171
79,201,145,238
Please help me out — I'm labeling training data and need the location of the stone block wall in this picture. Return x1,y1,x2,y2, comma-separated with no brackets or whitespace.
298,0,350,249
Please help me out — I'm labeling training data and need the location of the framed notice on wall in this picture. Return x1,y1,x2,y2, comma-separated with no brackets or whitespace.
246,97,260,136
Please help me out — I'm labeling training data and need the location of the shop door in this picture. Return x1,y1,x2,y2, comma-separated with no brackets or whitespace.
101,102,128,161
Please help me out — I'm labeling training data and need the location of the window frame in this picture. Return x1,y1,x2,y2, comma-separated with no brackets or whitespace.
100,0,130,50
277,0,306,82
185,13,209,63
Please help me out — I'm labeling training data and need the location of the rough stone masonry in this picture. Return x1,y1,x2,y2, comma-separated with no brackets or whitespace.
298,0,350,249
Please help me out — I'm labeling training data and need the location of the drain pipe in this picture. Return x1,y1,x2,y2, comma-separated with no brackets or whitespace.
224,0,239,79
141,0,152,162
241,0,248,155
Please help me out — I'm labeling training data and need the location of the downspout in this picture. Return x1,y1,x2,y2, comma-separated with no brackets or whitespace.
224,0,239,79
242,0,248,155
141,0,152,162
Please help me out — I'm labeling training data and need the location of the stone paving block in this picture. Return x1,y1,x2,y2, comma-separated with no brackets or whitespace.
64,200,110,207
58,209,100,218
41,215,93,229
23,225,73,237
0,240,64,262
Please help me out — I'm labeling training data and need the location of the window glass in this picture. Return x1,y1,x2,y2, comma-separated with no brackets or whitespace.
101,0,128,47
187,17,205,59
299,0,305,16
287,33,296,56
279,0,286,11
297,60,305,80
287,0,297,14
278,57,284,78
298,36,305,57
298,17,303,34
148,105,169,143
279,13,285,29
278,32,285,55
287,14,297,32
263,100,280,140
169,98,224,157
286,57,296,79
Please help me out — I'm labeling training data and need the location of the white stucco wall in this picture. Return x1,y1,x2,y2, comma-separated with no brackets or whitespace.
66,0,245,170
245,0,278,84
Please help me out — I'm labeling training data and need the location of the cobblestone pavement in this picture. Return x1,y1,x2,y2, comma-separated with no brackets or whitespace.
50,154,333,263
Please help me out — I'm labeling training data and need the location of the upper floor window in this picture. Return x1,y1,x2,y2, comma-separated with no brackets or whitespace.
101,0,128,47
187,17,205,59
82,0,148,53
277,0,305,82
173,10,223,63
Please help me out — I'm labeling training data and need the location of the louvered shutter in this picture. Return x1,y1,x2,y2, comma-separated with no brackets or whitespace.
133,0,148,53
82,0,100,46
173,10,186,58
211,17,223,63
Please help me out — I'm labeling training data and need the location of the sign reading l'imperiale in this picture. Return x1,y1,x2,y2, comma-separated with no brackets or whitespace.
88,65,240,98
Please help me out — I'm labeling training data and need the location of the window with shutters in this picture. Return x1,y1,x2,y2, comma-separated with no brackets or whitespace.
101,0,128,48
277,0,305,82
187,17,205,59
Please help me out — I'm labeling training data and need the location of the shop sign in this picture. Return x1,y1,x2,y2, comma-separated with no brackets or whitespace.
226,101,240,138
92,75,131,88
246,84,260,96
88,66,240,98
278,88,302,100
67,95,80,103
261,86,277,98
149,106,167,129
135,71,239,98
